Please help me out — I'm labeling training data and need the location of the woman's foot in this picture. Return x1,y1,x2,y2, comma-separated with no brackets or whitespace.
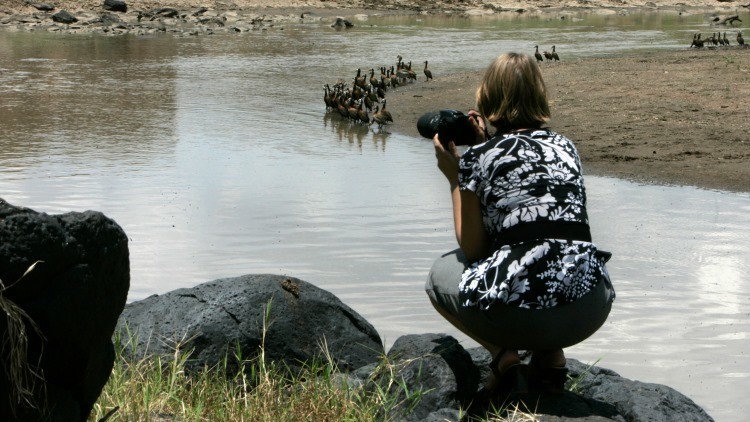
481,349,529,396
530,349,568,393
530,349,566,369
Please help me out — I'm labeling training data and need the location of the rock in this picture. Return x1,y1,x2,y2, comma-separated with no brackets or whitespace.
198,16,226,26
380,333,480,421
99,12,123,25
151,7,180,18
102,0,127,13
116,274,383,375
51,10,77,23
0,199,130,421
567,359,715,421
368,335,713,421
192,7,209,17
331,17,353,29
28,2,55,11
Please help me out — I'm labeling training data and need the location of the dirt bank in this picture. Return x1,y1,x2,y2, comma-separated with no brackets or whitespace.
385,48,750,193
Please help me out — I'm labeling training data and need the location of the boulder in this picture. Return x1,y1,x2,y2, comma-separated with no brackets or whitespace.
365,333,713,421
102,0,127,13
380,333,480,421
568,359,715,421
116,274,383,375
0,199,130,421
51,10,77,23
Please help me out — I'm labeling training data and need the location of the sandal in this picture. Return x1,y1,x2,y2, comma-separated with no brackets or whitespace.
533,366,568,394
477,351,530,400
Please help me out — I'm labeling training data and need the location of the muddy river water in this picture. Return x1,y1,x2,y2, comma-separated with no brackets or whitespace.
1,11,749,420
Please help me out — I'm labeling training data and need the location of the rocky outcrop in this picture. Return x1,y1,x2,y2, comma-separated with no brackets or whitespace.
382,334,479,421
116,274,384,375
0,199,130,421
0,5,317,35
359,333,715,421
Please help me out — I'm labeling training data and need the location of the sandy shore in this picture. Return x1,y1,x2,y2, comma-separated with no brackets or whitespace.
3,0,749,192
386,48,750,193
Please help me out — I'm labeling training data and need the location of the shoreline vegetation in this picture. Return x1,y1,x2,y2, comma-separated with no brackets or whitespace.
2,1,749,192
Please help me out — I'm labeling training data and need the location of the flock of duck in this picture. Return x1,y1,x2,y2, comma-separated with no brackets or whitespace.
322,55,433,130
534,45,561,63
690,31,746,48
322,46,563,131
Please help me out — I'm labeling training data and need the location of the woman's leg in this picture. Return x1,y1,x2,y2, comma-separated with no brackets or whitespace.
425,250,520,374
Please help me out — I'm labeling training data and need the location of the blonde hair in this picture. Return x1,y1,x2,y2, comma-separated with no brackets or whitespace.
475,52,550,130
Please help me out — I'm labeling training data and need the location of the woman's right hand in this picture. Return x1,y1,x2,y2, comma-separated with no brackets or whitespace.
433,134,460,187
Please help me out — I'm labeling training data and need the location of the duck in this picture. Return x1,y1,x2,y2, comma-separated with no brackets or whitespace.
380,99,394,124
369,68,378,87
551,45,560,62
371,105,387,130
357,101,370,125
534,45,543,63
423,60,433,81
691,33,704,48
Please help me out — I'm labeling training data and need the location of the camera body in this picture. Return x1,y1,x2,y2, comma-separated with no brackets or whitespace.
417,109,476,146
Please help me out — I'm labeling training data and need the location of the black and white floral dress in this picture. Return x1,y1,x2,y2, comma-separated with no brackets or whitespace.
457,128,613,311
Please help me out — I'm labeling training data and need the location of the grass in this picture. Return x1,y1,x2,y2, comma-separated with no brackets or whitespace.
91,299,433,421
0,261,46,417
91,336,541,421
90,301,538,421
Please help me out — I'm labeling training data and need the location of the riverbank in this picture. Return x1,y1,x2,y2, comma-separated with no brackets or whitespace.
386,48,750,193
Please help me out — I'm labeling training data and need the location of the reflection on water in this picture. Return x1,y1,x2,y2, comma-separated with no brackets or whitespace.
1,11,749,421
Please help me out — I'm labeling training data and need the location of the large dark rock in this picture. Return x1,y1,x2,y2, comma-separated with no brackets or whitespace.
379,333,480,421
102,0,127,13
116,274,383,375
567,359,715,421
370,334,713,421
0,199,130,421
51,10,77,24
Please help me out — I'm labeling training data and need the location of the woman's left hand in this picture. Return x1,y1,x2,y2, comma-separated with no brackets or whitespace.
433,134,460,186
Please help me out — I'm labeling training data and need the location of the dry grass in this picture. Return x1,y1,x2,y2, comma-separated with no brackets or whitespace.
0,261,46,417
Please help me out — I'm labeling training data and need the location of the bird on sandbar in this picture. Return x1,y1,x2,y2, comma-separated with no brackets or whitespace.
551,45,560,62
423,61,433,81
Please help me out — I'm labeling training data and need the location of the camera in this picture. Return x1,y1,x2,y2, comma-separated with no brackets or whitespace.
417,109,476,146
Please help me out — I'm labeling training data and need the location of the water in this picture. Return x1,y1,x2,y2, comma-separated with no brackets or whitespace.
1,11,749,421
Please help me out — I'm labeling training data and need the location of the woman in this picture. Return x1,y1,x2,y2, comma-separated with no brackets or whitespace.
426,53,615,395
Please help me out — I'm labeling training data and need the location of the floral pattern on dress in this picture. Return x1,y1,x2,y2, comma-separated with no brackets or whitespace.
457,129,614,310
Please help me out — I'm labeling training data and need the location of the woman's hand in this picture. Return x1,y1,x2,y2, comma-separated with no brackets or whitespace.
433,134,460,186
467,110,489,145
